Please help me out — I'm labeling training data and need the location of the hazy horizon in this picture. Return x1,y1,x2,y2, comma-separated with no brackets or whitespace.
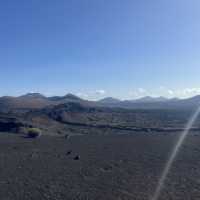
1,91,200,101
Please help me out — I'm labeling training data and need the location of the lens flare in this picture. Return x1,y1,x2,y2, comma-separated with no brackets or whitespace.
151,106,200,200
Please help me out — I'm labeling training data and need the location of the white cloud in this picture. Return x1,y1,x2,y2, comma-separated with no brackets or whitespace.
183,88,200,95
167,90,174,95
76,93,89,98
138,88,146,94
128,87,200,99
176,88,200,98
75,90,107,100
129,88,150,98
158,87,200,98
95,89,106,95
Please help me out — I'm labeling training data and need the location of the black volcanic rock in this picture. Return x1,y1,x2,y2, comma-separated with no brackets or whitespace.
0,116,25,132
73,155,80,160
41,102,100,123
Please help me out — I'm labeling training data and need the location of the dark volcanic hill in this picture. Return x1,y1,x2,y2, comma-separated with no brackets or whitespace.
0,95,51,112
48,93,83,102
1,93,200,112
132,96,169,103
98,96,200,110
0,93,88,113
98,97,121,105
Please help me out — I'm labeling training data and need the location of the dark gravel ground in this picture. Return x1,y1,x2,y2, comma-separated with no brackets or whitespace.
0,132,200,200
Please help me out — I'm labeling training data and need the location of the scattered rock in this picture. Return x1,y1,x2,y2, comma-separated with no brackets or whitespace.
74,155,80,160
103,165,113,171
64,134,70,139
66,150,72,155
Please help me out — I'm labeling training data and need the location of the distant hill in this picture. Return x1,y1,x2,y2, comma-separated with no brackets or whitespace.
0,93,86,112
132,96,169,103
48,93,82,102
19,93,46,99
98,97,121,104
0,95,51,112
96,95,200,110
0,93,200,112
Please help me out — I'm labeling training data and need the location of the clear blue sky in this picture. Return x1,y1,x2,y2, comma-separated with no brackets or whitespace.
0,0,200,99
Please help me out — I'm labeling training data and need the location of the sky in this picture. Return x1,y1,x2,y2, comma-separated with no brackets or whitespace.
0,0,200,100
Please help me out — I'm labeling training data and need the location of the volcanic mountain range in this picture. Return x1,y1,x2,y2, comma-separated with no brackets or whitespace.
1,93,200,136
0,93,200,112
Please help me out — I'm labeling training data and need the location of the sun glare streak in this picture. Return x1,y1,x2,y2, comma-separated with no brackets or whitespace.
151,106,200,200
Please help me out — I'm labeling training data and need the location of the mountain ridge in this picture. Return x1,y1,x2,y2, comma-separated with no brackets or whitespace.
0,93,200,112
